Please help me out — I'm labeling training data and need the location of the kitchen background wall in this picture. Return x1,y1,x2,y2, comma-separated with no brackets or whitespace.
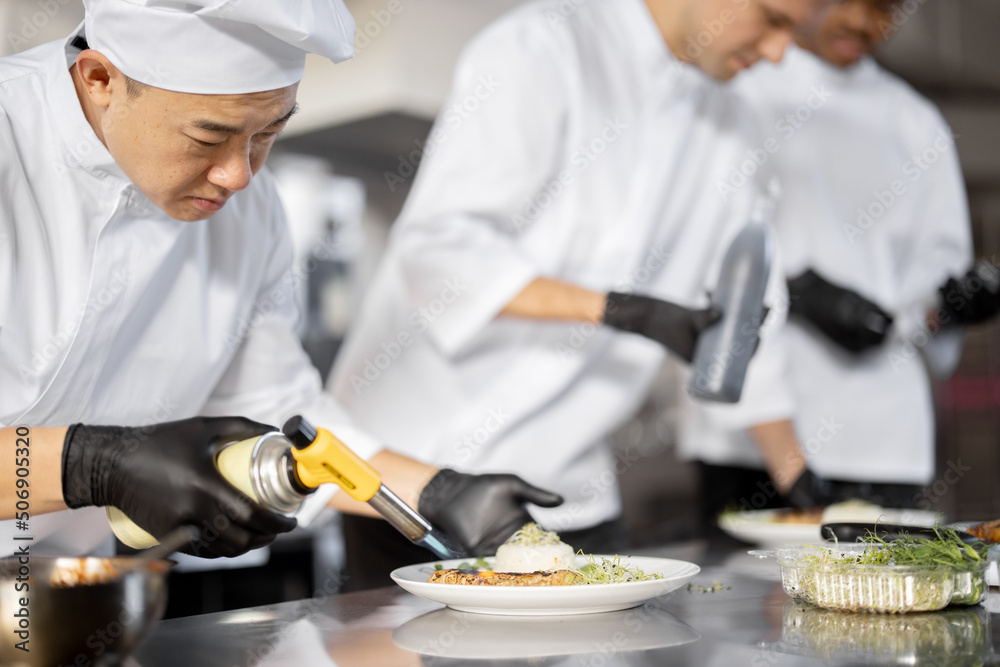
3,0,999,570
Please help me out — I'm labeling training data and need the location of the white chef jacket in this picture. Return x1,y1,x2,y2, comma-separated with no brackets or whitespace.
0,28,380,554
328,0,795,531
679,46,972,484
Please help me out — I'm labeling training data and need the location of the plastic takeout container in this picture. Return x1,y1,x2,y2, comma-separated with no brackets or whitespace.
751,544,991,614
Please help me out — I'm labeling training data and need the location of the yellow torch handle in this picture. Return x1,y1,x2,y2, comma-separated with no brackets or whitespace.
291,427,382,502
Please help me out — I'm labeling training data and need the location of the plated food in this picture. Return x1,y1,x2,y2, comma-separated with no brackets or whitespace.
719,502,940,547
392,555,700,615
391,523,699,615
768,508,824,525
427,523,663,588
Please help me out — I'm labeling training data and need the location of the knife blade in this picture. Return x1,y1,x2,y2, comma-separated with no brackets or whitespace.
820,522,982,544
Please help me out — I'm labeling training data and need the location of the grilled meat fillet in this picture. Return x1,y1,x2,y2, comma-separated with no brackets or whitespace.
428,569,580,586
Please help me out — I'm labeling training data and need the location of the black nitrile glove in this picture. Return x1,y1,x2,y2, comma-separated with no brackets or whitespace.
418,469,564,556
602,292,722,363
62,416,297,558
939,260,1000,326
782,469,831,509
787,269,893,353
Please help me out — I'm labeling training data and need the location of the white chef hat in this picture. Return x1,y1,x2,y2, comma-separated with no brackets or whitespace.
82,0,356,95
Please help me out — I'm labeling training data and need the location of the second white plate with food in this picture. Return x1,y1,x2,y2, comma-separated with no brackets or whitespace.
718,506,941,547
390,555,700,616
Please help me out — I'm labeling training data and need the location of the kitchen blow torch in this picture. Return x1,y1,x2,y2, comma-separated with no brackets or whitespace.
282,416,467,560
107,416,467,560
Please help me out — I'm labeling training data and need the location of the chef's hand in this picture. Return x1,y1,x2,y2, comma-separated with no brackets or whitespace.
787,269,893,353
418,469,564,556
602,292,721,363
938,260,1000,326
62,416,297,558
781,469,831,509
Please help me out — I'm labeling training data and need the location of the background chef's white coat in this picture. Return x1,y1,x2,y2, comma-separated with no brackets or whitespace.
679,46,972,484
329,0,795,531
0,29,379,554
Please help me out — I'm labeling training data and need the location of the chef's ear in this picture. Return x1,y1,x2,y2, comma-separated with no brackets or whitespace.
74,49,119,109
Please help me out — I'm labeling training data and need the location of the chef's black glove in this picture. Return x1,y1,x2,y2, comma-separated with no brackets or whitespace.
418,469,564,556
62,416,297,558
782,469,832,509
787,269,893,354
602,291,722,363
938,260,1000,326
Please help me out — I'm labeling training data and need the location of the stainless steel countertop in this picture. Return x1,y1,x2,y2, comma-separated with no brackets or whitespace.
133,542,1000,666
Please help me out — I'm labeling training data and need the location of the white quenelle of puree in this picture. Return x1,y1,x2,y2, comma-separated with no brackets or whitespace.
494,523,575,573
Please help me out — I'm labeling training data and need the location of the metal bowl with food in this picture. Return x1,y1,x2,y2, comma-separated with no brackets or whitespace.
0,556,170,666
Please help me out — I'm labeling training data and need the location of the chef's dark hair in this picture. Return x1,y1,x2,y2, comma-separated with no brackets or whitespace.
122,74,146,100
73,34,146,101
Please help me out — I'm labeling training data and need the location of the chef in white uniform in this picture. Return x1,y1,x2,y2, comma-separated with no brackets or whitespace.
679,0,978,518
328,0,835,587
0,0,556,560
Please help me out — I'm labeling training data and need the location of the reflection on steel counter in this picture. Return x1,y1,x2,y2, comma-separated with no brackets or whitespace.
770,599,991,665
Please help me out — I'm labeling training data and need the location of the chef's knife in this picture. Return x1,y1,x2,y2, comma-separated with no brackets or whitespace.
821,522,983,545
282,416,467,560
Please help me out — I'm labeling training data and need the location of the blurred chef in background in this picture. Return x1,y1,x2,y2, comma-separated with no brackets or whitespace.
680,0,998,523
329,0,838,589
0,0,556,561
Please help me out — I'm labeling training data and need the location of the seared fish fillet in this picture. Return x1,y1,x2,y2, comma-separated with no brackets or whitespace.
428,569,580,586
969,519,1000,543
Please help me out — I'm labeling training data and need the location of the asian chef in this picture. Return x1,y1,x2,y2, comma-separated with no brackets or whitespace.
680,0,987,519
328,0,836,588
0,0,560,559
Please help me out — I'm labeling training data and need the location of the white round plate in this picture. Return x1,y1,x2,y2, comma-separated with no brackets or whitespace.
390,555,700,616
719,510,821,547
718,508,941,547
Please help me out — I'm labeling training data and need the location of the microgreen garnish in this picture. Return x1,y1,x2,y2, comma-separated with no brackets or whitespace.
571,553,663,585
503,523,565,547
